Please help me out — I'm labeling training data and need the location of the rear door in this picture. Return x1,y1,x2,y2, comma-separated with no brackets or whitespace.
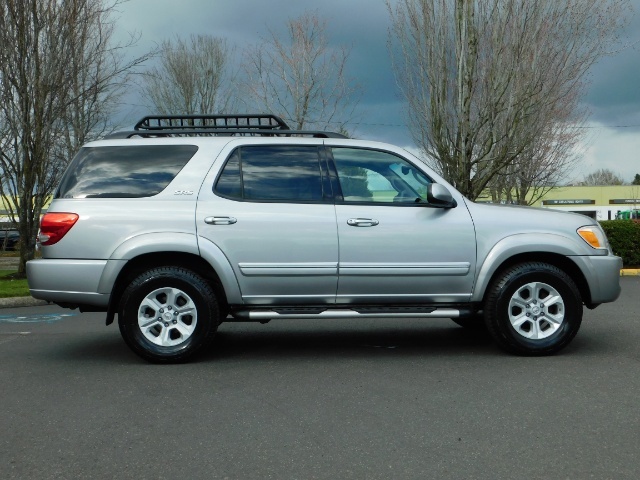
196,143,339,305
329,146,477,304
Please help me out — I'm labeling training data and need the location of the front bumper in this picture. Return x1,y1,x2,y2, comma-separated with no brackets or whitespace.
571,254,623,305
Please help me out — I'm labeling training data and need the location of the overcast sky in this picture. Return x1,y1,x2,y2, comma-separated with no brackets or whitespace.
113,0,640,184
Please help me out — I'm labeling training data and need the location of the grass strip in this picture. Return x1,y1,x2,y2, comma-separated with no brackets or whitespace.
0,270,31,298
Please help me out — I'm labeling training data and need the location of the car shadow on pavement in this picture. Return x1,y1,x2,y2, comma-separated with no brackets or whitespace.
46,321,497,364
47,320,605,365
43,332,134,364
200,321,497,362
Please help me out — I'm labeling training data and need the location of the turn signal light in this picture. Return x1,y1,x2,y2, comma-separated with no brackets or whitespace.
39,213,79,246
577,226,606,249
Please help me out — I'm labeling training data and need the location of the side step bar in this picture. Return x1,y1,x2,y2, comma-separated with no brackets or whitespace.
231,308,471,321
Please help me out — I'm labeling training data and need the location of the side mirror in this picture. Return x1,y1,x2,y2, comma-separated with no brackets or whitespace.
426,184,456,208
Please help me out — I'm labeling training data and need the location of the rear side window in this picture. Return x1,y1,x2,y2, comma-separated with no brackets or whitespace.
55,145,198,199
215,146,323,202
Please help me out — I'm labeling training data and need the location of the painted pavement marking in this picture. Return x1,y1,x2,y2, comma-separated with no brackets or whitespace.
0,313,77,324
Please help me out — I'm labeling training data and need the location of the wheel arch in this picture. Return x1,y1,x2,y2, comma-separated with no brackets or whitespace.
105,250,240,325
474,251,591,307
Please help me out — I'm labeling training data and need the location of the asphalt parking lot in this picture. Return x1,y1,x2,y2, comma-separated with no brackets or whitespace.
1,278,639,479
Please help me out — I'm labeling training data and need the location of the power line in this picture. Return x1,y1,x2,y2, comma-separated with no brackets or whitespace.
315,119,640,130
574,124,640,129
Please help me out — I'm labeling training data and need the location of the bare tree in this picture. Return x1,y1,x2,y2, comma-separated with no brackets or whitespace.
141,35,237,115
388,0,630,201
488,113,585,205
60,2,151,161
582,168,624,186
242,11,360,131
0,0,151,275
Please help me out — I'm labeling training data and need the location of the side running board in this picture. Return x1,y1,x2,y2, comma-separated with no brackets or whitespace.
231,307,471,321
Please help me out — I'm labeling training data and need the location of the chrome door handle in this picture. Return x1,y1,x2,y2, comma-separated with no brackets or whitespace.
347,218,379,227
204,216,237,225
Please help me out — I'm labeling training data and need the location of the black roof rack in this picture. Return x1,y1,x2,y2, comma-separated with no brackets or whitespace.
105,114,348,139
136,114,290,131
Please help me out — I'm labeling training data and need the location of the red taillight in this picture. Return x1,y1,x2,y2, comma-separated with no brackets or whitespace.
39,213,79,246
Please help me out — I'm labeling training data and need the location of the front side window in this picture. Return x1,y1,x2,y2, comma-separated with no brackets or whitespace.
56,145,198,199
215,146,324,202
332,148,432,204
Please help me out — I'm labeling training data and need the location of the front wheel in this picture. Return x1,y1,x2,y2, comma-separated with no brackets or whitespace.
484,262,583,356
118,266,220,363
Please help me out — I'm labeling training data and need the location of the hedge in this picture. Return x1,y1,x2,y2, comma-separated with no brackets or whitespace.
599,220,640,267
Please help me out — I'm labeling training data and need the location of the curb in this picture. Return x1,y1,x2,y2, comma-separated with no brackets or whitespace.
0,297,49,308
620,269,640,276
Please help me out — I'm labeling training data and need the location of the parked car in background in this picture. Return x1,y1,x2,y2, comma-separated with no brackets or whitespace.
1,230,20,251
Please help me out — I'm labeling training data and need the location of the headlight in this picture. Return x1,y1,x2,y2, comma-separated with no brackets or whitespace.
577,226,608,250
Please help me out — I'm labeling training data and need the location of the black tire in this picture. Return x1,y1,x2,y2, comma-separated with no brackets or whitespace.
118,266,220,363
484,262,582,356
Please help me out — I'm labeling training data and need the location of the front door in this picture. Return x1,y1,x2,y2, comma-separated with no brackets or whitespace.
329,147,476,305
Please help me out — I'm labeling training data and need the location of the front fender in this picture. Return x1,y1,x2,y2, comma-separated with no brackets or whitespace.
471,233,597,302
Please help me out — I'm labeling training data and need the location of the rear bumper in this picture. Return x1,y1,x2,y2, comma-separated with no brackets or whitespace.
27,259,111,307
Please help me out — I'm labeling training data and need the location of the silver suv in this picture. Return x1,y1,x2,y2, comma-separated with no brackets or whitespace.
27,115,622,362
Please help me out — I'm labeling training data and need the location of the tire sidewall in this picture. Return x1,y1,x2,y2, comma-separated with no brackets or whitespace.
119,268,218,362
488,265,582,354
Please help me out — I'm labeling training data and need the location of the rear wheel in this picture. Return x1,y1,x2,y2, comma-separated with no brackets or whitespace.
484,262,583,355
118,266,220,363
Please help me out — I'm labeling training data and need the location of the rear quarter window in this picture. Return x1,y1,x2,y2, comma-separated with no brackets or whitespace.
55,145,198,199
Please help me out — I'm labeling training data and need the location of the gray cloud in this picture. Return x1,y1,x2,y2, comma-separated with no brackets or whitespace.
115,0,398,122
113,0,640,178
583,0,640,126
